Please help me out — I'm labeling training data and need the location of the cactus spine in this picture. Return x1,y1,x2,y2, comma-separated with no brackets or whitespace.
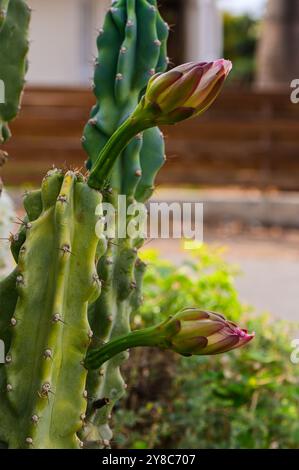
82,0,168,447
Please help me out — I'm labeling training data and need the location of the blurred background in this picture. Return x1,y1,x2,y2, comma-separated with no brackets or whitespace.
2,0,299,321
1,0,299,449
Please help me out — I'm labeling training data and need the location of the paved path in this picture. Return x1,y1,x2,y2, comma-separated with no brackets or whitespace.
4,187,299,322
150,226,299,322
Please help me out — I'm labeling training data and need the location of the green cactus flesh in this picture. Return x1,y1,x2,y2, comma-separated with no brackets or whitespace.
0,0,30,143
0,169,104,449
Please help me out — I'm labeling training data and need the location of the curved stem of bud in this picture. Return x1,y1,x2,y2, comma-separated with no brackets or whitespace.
84,324,169,370
87,103,157,190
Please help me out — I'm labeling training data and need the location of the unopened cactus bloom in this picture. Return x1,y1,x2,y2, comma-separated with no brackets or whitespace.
141,59,232,124
164,308,254,356
85,308,254,369
88,59,232,190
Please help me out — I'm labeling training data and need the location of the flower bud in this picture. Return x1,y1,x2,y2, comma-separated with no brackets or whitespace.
143,59,232,124
85,307,254,370
164,308,254,356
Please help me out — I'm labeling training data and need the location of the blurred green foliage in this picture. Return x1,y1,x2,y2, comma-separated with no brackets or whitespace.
113,245,299,449
223,13,259,84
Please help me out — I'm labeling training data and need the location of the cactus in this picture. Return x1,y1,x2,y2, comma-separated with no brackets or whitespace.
0,0,30,196
81,0,168,447
0,169,104,448
0,0,30,144
0,0,245,450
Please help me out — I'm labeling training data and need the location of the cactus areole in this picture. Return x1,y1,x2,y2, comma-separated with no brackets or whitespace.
0,0,252,449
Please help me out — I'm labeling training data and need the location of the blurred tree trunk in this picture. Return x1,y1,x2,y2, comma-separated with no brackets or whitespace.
256,0,299,90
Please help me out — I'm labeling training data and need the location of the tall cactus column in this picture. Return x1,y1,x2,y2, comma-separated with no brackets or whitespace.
82,0,169,448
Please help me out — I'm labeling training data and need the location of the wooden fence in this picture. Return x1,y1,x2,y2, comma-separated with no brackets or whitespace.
1,87,299,190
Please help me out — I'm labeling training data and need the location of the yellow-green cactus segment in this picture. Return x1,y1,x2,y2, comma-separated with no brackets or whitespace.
3,170,102,449
0,0,31,143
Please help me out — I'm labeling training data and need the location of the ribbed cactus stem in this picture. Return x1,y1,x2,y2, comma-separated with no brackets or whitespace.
0,0,30,144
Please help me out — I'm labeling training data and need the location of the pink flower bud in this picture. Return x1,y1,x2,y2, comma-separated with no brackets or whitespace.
166,308,254,356
144,59,232,124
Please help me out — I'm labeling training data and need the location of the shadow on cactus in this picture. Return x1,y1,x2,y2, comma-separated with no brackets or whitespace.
0,0,253,449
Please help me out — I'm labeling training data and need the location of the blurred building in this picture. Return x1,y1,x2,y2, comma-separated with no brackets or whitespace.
256,0,299,89
26,0,223,86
